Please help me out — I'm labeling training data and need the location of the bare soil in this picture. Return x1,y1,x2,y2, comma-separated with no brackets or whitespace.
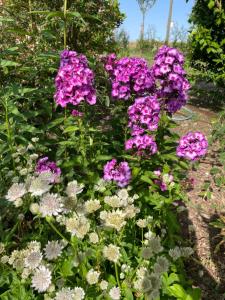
175,105,225,300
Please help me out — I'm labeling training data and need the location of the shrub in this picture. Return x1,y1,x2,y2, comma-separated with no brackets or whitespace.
0,45,204,299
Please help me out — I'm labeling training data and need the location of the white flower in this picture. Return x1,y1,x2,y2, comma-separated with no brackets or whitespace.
136,219,147,228
44,241,63,260
101,210,126,231
21,268,32,279
104,195,123,208
124,204,140,219
99,280,108,290
144,230,154,240
6,183,26,202
89,232,99,244
39,171,57,184
55,287,75,300
153,256,169,274
29,176,51,196
30,153,39,160
65,214,90,239
27,241,41,252
103,244,120,263
1,255,9,264
73,287,85,300
31,265,52,293
24,250,42,269
66,181,84,198
109,287,121,300
31,137,39,143
86,269,100,285
117,189,129,205
14,198,23,207
85,199,101,213
30,203,40,215
39,193,63,217
169,246,181,260
148,236,163,253
141,247,153,260
180,247,194,257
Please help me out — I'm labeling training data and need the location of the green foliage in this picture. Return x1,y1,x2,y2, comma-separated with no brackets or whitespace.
0,0,124,54
188,0,225,86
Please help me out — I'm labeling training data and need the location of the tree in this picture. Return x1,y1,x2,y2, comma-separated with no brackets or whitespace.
188,0,225,84
137,0,156,40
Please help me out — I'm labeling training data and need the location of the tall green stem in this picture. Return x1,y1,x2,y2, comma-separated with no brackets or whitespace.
46,218,70,244
63,0,68,49
115,263,121,288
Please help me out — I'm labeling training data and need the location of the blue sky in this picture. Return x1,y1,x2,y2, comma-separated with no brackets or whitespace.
119,0,195,41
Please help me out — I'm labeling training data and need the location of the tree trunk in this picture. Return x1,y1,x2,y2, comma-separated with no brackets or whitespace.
140,12,145,40
165,0,173,45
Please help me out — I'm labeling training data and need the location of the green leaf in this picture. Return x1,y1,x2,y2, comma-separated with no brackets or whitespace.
61,260,74,277
208,0,215,9
0,60,20,67
95,155,113,161
63,126,79,133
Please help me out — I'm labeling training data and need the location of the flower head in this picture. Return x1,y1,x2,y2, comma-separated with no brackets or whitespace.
103,159,131,187
177,132,208,160
31,265,52,293
39,193,63,217
86,269,100,285
44,240,63,260
55,50,96,107
6,183,26,203
103,244,120,263
36,157,61,183
109,286,121,300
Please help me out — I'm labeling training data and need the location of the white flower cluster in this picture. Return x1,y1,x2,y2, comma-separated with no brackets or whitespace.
134,267,161,300
3,240,64,293
169,246,194,260
55,287,85,300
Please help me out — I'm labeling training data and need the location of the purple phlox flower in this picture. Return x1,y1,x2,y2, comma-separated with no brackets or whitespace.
128,95,160,135
104,55,155,100
125,134,157,157
176,132,208,161
152,45,190,113
54,50,96,108
36,157,61,183
103,159,131,187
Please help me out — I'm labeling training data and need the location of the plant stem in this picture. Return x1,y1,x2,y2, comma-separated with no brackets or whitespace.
115,263,121,288
4,98,15,171
46,218,70,244
63,0,68,49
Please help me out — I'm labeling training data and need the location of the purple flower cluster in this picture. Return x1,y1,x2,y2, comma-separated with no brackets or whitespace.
104,54,155,100
125,134,157,157
176,132,208,161
103,159,131,187
54,50,96,107
128,95,160,136
36,157,61,183
152,46,190,113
